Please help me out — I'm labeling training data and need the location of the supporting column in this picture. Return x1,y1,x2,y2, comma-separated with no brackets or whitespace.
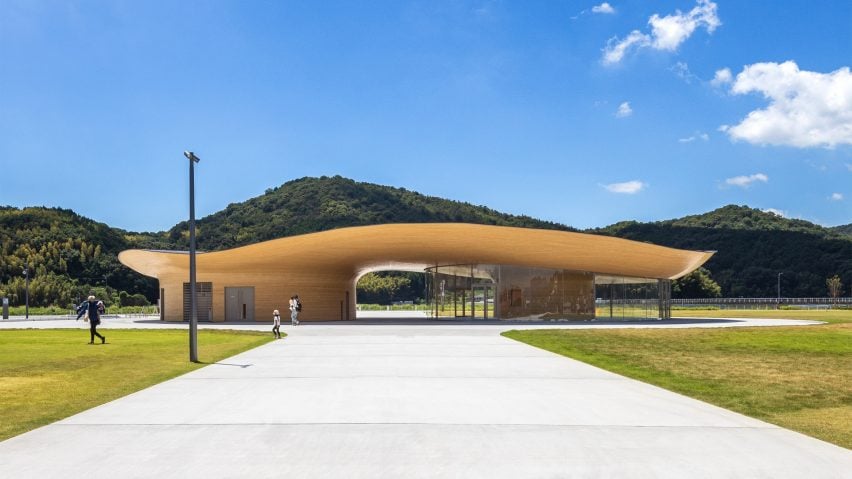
461,289,466,317
432,269,438,319
666,280,672,319
658,279,672,320
609,284,614,319
493,269,502,320
470,266,475,319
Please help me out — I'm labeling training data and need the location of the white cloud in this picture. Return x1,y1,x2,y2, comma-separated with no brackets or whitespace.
572,2,616,20
679,131,709,143
648,0,720,50
615,101,633,118
830,193,844,201
711,67,732,87
602,0,720,65
762,208,787,218
720,61,852,148
603,180,646,194
592,2,616,14
670,61,698,84
603,30,649,65
725,173,768,188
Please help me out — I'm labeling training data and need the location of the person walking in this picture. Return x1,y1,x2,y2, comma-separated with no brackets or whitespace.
75,299,89,322
289,295,301,326
272,309,282,338
76,295,106,344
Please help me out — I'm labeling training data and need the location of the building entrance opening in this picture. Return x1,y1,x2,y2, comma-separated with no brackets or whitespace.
225,287,255,321
355,271,427,318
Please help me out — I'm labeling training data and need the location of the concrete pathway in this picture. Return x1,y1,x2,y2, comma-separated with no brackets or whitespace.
1,318,850,478
0,311,826,331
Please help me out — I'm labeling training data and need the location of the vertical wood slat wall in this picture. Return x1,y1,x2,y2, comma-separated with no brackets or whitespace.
159,271,356,322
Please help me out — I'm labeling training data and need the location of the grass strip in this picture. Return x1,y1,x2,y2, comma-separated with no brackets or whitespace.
503,311,852,449
0,328,276,441
673,308,852,324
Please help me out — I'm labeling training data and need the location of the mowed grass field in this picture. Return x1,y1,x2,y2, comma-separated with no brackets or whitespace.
503,309,852,449
674,308,852,324
0,329,275,441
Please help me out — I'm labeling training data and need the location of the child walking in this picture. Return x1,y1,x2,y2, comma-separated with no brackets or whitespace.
272,309,281,338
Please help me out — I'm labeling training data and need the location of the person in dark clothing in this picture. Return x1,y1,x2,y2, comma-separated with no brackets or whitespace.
76,295,106,344
272,309,281,338
75,300,88,321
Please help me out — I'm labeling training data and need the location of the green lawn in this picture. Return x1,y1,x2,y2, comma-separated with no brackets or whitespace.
503,310,852,449
0,329,276,441
674,308,852,324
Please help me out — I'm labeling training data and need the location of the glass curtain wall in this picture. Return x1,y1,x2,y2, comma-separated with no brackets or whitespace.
426,264,498,319
425,264,595,320
425,265,672,320
498,266,595,320
594,276,669,320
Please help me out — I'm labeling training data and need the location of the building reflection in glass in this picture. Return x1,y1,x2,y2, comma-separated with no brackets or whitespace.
425,264,670,321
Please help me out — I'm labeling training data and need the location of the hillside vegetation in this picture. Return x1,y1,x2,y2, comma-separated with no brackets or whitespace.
593,205,852,297
832,223,852,237
165,176,573,251
2,177,850,306
0,206,161,307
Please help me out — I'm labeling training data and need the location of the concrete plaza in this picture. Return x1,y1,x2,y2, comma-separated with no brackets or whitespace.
0,315,850,477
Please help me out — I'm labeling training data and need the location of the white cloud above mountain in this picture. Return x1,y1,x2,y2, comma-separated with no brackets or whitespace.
602,0,720,65
762,208,787,218
719,61,852,148
602,180,646,194
725,173,768,188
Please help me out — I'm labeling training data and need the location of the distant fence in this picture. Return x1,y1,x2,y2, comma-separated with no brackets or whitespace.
672,297,852,310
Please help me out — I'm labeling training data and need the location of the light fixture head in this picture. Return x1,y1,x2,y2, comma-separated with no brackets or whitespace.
184,151,200,163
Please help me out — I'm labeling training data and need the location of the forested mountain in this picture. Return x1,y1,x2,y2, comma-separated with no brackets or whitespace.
2,177,850,306
832,224,852,237
0,207,162,307
165,176,573,250
592,205,852,297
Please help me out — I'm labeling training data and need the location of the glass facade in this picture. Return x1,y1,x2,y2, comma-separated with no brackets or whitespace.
425,264,671,321
594,276,669,320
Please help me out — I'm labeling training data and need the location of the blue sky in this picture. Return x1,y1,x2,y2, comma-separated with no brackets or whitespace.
1,0,850,231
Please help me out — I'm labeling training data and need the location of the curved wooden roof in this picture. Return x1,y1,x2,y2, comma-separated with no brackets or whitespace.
119,223,714,280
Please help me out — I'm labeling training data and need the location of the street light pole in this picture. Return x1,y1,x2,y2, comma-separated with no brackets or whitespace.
777,272,783,305
24,259,29,319
184,151,201,363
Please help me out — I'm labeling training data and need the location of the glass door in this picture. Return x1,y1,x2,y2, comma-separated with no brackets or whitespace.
471,285,495,319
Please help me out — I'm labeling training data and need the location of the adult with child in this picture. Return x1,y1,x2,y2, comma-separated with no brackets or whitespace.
76,295,106,344
289,295,301,326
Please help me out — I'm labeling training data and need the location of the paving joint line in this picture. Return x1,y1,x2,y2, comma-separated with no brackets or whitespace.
53,422,779,430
